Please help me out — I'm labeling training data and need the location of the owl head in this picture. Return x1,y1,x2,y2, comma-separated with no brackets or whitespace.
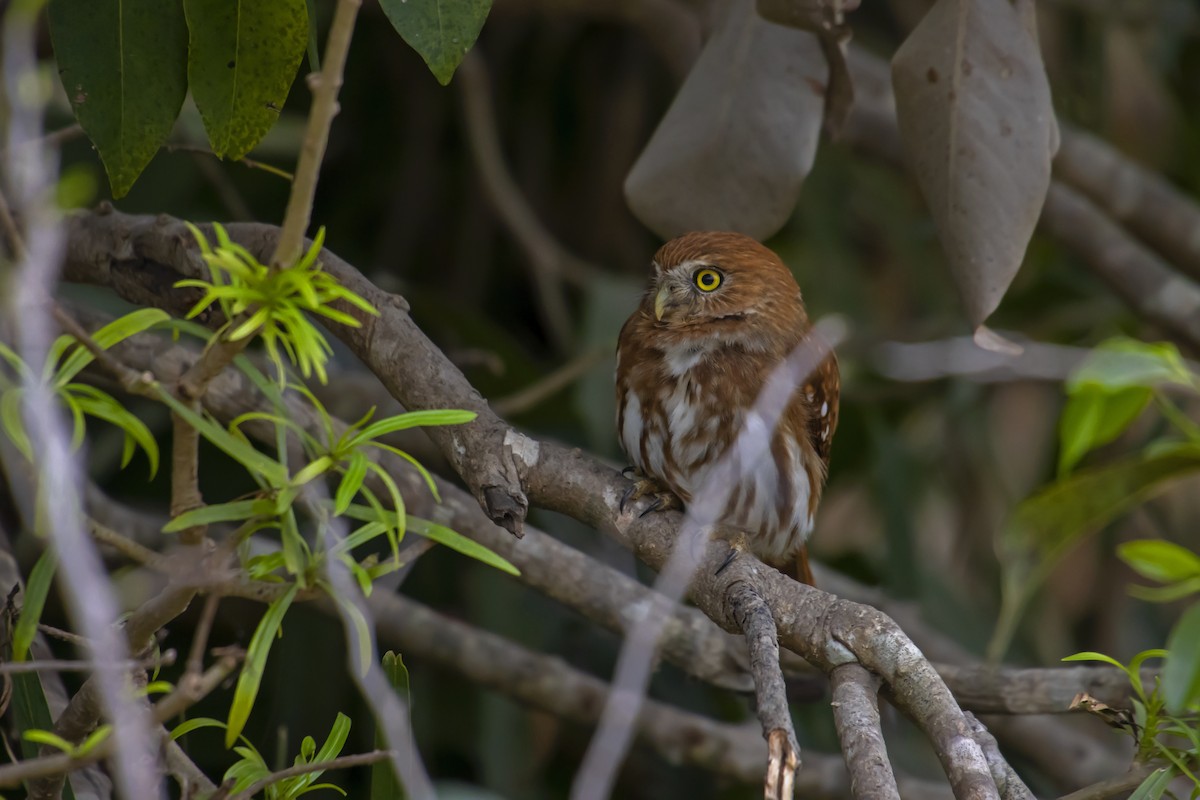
643,231,809,343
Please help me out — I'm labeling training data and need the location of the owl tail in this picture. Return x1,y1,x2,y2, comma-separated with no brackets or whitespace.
790,544,816,587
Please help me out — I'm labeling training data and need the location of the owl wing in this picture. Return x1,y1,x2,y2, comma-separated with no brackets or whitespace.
804,354,840,469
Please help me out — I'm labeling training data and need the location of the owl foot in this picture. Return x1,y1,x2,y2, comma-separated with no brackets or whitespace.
619,470,682,517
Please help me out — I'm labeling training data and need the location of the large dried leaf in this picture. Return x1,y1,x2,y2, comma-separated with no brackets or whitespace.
624,0,826,241
48,0,188,198
891,0,1057,329
184,0,309,160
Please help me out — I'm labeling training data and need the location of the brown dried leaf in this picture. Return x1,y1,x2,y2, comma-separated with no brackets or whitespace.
624,0,826,241
891,0,1058,329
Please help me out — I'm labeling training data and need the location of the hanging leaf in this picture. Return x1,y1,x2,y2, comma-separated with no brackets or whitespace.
184,0,309,160
1164,603,1200,712
891,0,1058,331
624,0,827,240
380,0,492,86
48,0,188,198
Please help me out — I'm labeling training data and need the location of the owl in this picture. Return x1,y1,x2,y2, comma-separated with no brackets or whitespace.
615,231,839,584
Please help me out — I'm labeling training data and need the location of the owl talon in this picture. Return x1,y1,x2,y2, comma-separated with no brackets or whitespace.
619,475,681,517
715,548,739,576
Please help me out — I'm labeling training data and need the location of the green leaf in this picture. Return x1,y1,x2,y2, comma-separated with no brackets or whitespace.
157,388,289,486
1164,603,1200,712
23,728,77,753
349,409,476,447
13,551,56,662
406,516,518,576
1062,651,1128,671
0,387,32,460
334,452,369,516
74,724,112,757
163,499,263,532
1057,386,1150,476
184,0,309,160
1128,768,1174,800
65,383,160,476
226,582,298,747
1119,540,1200,585
1009,442,1200,558
53,308,170,386
1068,337,1194,394
379,0,492,85
48,0,188,197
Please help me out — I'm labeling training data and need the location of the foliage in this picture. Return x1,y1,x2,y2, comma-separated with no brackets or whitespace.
991,338,1200,661
173,713,353,798
47,0,494,197
1064,650,1200,796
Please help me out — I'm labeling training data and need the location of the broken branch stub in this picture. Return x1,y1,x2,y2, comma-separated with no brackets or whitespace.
891,0,1058,331
624,0,826,241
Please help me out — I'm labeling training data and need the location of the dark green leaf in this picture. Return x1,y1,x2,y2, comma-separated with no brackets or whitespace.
48,0,188,197
379,0,492,85
184,0,308,159
13,551,56,662
1164,603,1200,712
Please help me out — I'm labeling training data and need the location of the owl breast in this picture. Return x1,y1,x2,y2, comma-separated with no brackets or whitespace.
616,341,816,563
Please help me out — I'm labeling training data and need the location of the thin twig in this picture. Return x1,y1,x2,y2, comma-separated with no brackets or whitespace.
87,518,164,566
226,750,393,800
0,651,172,676
186,593,221,678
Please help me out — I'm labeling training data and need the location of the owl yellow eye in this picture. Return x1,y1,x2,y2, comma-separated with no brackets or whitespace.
693,268,722,292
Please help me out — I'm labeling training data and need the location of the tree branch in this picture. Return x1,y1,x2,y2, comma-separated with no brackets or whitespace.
831,663,898,800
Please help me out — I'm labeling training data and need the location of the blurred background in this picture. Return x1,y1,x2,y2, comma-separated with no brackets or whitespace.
17,0,1200,796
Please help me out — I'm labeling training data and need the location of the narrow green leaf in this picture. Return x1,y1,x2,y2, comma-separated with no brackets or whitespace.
334,452,369,515
1128,767,1173,800
226,583,299,747
1130,577,1200,604
48,0,188,197
66,383,160,476
171,716,228,740
349,409,476,447
157,387,289,485
0,387,33,460
184,0,309,159
1119,540,1200,585
73,724,112,757
380,0,491,85
54,308,170,386
1164,603,1200,712
13,551,56,662
23,728,77,753
1061,651,1128,671
407,516,518,576
163,499,262,532
291,455,333,488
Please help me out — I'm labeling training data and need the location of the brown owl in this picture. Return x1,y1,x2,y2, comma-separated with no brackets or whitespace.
615,231,839,584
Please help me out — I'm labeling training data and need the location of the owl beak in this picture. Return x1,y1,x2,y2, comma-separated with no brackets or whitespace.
654,285,670,321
